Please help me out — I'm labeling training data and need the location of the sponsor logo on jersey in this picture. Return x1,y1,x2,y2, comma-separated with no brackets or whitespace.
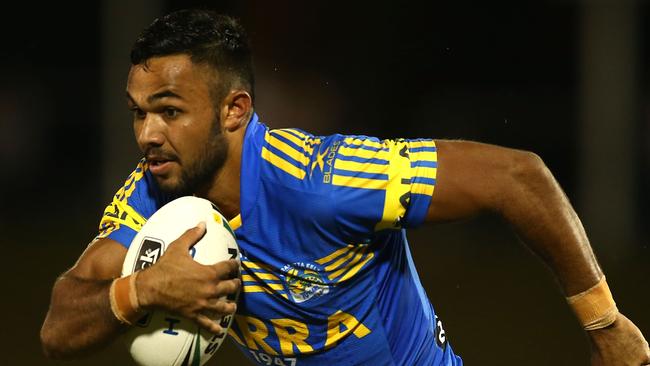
435,315,448,349
321,140,341,184
280,262,330,303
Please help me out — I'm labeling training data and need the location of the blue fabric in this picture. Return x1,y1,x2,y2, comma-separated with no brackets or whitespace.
98,113,461,365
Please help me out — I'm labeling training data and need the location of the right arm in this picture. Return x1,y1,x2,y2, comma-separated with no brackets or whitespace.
40,225,240,359
40,238,128,359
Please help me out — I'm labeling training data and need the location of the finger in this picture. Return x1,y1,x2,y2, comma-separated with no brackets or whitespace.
213,278,241,297
211,259,241,280
169,222,207,252
205,298,238,316
195,313,223,334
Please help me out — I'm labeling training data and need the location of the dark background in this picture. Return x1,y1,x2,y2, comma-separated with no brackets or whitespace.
2,0,648,365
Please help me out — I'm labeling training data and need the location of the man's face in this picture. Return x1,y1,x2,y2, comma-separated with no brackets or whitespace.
127,54,228,196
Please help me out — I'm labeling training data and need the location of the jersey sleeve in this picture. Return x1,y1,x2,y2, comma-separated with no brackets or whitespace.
96,159,166,248
327,135,437,233
259,127,437,239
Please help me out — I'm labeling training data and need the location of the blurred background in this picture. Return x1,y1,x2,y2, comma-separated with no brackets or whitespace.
1,0,648,364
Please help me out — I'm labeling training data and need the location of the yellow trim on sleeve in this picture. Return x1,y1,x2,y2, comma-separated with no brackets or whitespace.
407,140,436,149
411,183,435,196
374,140,411,231
410,150,437,163
413,167,437,177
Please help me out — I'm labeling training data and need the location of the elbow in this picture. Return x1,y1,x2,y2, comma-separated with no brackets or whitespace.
499,150,555,209
40,325,60,359
512,150,548,181
40,321,74,360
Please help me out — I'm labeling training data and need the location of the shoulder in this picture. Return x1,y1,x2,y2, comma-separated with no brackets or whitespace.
97,159,170,245
259,127,323,181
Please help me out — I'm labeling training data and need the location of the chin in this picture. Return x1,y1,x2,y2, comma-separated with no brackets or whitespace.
154,176,187,196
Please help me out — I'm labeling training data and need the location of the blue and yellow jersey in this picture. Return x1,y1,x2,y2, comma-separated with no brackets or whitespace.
98,114,463,366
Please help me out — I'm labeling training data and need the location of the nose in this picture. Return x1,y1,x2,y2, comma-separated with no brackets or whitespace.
135,114,166,150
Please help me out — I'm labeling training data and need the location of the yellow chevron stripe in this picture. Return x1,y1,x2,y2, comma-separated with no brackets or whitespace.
334,159,390,174
241,261,277,275
244,285,288,298
338,146,390,160
315,244,354,265
265,133,310,166
272,129,321,156
323,247,361,272
329,248,367,280
242,261,261,269
332,175,387,190
282,128,307,139
241,275,257,282
338,252,374,282
273,129,304,146
243,285,274,293
267,283,285,290
242,260,274,271
262,146,306,180
343,137,384,149
242,273,280,282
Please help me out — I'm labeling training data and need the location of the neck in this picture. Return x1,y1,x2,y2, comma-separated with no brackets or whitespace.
196,126,245,220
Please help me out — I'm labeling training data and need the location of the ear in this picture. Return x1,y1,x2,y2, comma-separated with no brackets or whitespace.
221,90,253,132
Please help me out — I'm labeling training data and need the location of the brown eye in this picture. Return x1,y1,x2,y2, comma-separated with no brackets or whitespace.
164,107,179,118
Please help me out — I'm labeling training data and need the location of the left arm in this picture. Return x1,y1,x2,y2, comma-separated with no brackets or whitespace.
427,139,649,365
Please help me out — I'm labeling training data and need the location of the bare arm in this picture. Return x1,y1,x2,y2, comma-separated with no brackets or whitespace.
428,140,649,365
40,238,128,359
40,225,240,360
428,140,600,295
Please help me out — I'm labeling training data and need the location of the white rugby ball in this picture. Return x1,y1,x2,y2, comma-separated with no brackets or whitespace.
121,196,240,366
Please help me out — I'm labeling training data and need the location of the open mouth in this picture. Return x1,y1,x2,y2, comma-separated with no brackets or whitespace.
146,157,175,175
148,158,169,167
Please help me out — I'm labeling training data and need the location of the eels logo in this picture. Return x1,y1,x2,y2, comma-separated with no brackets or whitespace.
280,262,330,303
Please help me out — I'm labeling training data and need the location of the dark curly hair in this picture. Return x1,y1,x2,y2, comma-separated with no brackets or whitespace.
130,9,255,103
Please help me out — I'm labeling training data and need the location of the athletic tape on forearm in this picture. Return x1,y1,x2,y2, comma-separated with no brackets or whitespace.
566,276,618,331
109,272,141,325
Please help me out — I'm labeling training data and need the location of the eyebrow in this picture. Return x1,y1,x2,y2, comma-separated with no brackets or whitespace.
125,90,184,105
